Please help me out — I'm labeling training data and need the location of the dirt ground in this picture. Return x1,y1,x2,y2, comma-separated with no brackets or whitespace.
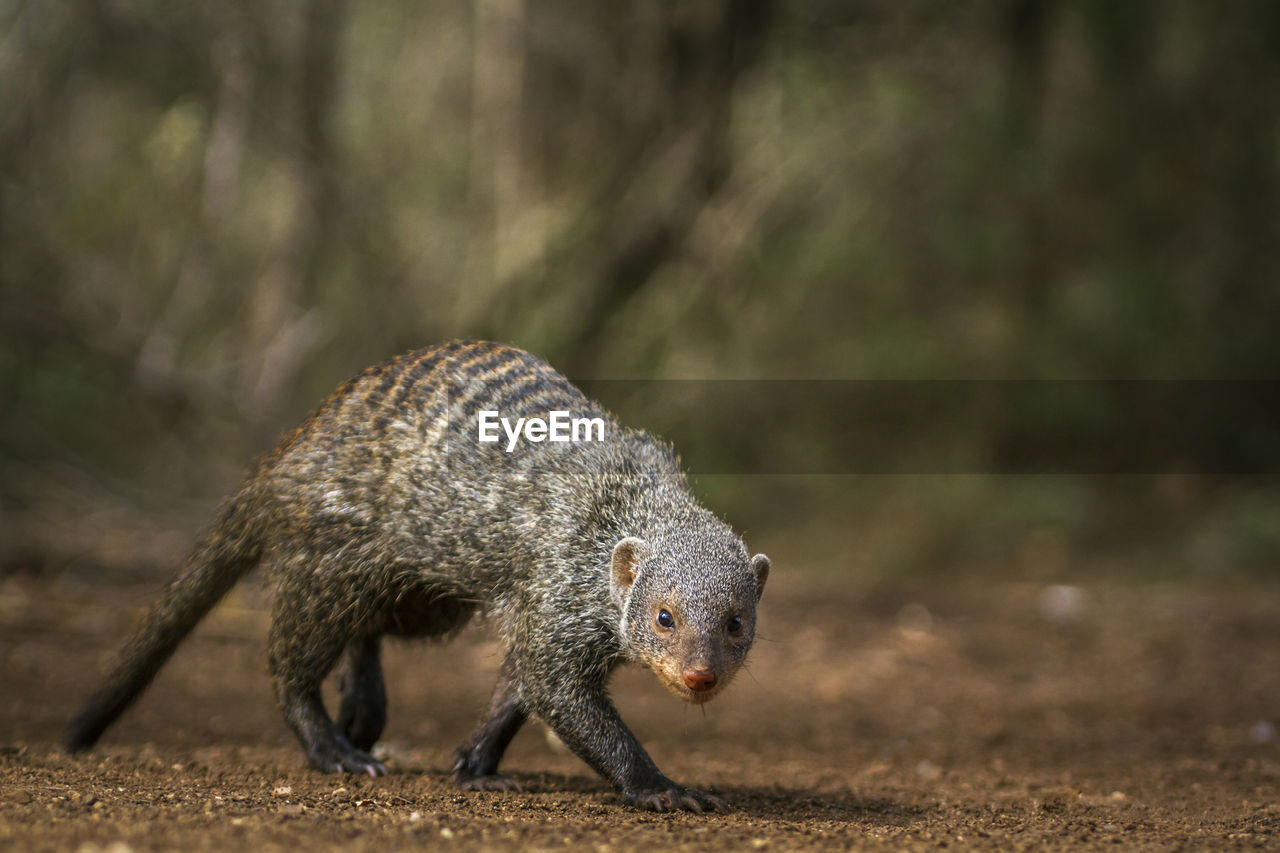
2,571,1277,852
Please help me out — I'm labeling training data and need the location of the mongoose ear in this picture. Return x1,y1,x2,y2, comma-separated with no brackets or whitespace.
750,553,770,601
610,537,649,609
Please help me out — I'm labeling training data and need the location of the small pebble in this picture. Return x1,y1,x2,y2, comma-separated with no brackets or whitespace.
915,759,942,781
1038,585,1086,623
897,603,934,633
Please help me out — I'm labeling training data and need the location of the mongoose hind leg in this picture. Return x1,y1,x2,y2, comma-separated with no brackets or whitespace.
282,688,387,777
453,657,528,792
268,581,386,777
336,635,387,752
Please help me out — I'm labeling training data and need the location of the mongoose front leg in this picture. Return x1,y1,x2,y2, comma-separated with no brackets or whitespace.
527,675,729,813
453,658,528,792
335,635,387,752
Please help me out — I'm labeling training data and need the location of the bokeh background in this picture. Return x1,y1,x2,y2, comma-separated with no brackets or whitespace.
3,0,1279,585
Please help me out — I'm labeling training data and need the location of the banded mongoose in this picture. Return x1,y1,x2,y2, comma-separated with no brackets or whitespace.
65,340,770,812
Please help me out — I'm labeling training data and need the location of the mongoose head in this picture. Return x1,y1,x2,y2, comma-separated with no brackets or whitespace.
610,533,770,704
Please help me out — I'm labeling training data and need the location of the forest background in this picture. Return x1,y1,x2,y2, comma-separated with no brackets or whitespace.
3,0,1279,585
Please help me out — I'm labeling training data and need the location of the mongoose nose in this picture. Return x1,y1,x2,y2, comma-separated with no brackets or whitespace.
683,668,717,692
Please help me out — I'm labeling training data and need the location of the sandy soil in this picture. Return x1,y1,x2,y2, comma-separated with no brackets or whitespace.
1,572,1277,851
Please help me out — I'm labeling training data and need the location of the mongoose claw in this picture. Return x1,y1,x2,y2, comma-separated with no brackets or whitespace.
455,773,524,793
339,754,388,777
307,742,387,777
350,753,388,777
623,785,730,813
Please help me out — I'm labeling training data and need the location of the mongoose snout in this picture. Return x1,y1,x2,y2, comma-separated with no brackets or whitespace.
682,668,717,692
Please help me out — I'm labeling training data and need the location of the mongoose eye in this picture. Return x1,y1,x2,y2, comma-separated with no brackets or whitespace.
727,615,743,635
656,609,675,630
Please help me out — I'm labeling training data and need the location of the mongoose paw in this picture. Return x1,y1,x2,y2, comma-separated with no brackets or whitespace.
307,741,387,777
621,785,730,813
455,772,524,793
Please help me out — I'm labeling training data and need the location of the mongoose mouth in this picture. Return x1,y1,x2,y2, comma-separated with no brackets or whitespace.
682,686,721,705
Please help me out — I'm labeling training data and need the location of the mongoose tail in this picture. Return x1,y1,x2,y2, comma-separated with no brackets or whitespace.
64,492,263,752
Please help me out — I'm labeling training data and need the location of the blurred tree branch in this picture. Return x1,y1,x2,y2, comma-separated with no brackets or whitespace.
456,0,773,375
243,0,346,417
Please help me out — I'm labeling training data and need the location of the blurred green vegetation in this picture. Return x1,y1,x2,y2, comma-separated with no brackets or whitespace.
2,1,1278,580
